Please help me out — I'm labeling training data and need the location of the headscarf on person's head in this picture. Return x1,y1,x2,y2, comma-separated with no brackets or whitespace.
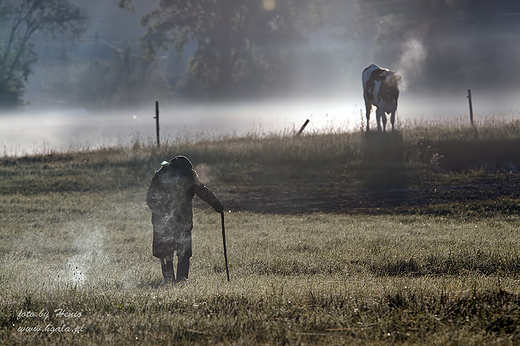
169,155,193,172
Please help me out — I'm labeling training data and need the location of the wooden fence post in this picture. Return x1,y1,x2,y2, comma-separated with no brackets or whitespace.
154,101,160,148
467,89,474,125
467,89,479,139
297,119,310,136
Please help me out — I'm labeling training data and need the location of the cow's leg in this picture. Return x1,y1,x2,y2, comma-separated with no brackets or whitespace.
390,111,396,131
382,112,387,132
375,107,383,132
364,98,371,132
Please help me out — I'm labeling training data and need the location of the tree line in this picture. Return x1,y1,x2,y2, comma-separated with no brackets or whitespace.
2,0,520,109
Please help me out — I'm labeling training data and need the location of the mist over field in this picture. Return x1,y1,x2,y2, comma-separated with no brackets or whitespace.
5,2,520,344
3,0,520,154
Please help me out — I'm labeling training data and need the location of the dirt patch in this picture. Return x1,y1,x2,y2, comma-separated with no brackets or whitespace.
205,179,520,215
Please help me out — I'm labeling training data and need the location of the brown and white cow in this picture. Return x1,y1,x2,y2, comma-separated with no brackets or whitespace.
362,64,401,132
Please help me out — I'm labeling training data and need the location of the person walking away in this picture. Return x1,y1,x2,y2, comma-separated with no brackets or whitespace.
146,156,224,284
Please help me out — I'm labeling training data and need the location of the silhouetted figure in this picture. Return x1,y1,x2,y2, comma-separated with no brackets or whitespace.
146,156,223,284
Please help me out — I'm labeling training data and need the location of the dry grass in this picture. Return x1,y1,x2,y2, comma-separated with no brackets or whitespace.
2,201,520,344
2,117,520,344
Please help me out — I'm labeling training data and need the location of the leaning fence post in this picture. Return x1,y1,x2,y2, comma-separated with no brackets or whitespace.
467,89,479,139
154,101,160,148
297,119,310,136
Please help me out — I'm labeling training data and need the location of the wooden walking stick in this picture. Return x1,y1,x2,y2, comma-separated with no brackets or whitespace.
221,212,230,282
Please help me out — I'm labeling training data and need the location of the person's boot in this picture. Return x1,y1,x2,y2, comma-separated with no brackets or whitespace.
161,259,174,284
175,255,190,284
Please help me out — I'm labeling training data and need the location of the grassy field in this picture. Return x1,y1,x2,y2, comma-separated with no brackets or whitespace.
2,117,520,344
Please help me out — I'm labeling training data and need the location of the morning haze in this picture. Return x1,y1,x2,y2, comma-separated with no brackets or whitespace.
2,0,520,154
4,1,520,344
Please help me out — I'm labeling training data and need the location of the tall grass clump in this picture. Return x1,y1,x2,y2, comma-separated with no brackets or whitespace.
2,115,520,196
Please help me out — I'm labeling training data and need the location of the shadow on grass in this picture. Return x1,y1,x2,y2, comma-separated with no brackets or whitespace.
362,131,405,164
369,251,520,277
432,138,520,172
350,131,416,209
356,131,407,188
381,288,520,336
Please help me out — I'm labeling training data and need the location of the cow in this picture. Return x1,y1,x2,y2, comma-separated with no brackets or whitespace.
362,64,401,132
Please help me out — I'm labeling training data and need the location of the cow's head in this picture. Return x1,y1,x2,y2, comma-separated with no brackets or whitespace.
374,70,401,86
380,71,401,103
384,71,401,86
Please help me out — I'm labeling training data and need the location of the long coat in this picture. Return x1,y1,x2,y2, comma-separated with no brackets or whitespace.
146,163,223,260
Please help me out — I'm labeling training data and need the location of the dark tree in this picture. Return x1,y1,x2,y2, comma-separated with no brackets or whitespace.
119,0,325,99
0,0,85,108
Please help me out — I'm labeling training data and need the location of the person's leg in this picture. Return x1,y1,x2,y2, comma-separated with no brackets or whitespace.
161,258,174,283
175,230,192,284
153,217,176,283
176,254,190,283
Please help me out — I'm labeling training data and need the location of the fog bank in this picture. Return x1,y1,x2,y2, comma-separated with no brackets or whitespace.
3,90,520,157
